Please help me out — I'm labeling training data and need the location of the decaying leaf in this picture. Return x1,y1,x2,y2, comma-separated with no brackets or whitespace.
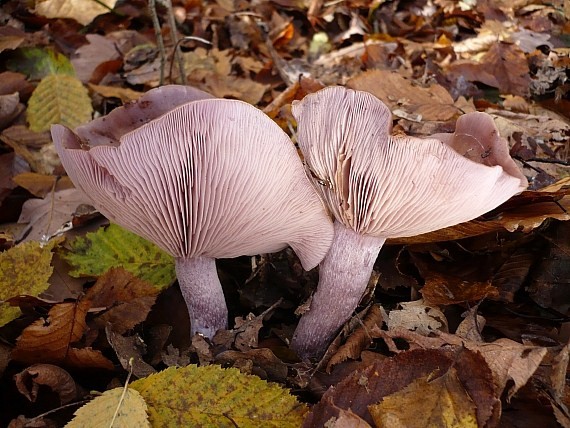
86,268,159,334
130,364,307,427
14,363,78,405
17,188,94,242
12,299,114,370
64,224,175,289
66,387,150,428
368,368,478,428
387,300,448,335
0,238,60,327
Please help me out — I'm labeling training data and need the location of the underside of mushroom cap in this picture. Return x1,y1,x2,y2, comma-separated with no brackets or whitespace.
292,86,527,238
52,98,333,270
75,85,214,147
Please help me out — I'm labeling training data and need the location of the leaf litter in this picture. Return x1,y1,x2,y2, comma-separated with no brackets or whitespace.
0,0,569,426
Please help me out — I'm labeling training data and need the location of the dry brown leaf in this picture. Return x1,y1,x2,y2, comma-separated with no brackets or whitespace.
215,348,289,381
71,34,121,83
420,271,500,306
347,70,460,121
105,327,155,378
12,173,74,198
387,300,448,335
88,83,143,104
0,126,56,174
12,300,114,370
203,74,269,105
448,42,531,96
14,364,78,405
326,305,384,372
17,188,94,242
86,268,159,334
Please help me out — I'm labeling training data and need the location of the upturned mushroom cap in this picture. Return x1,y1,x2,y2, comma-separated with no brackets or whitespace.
75,84,213,147
52,98,333,270
292,86,527,238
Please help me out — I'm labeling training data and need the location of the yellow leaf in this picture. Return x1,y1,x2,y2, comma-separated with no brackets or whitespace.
368,368,478,428
0,239,60,327
130,364,307,427
35,0,118,26
66,387,150,428
27,74,93,132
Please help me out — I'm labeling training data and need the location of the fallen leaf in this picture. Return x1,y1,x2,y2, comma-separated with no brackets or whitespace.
0,239,61,327
420,270,500,306
0,125,56,174
71,34,121,83
35,0,118,26
368,368,478,428
64,224,175,289
130,364,307,427
65,387,150,428
12,299,114,370
448,42,531,96
14,364,78,405
387,300,448,335
18,188,94,242
86,268,159,334
326,304,384,372
12,173,74,198
105,327,156,379
88,84,143,104
347,70,460,121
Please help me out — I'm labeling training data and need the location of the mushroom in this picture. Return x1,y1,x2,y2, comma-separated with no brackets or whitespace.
290,86,527,359
52,90,334,338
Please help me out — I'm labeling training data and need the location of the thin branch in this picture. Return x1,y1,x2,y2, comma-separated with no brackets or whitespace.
148,0,166,85
163,0,186,84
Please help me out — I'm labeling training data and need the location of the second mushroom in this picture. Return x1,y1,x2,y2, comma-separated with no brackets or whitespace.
52,85,333,339
290,86,528,359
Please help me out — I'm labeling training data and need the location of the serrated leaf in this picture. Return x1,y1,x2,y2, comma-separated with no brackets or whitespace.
130,364,308,427
64,224,175,289
66,387,150,428
6,47,75,80
27,74,93,132
0,239,61,327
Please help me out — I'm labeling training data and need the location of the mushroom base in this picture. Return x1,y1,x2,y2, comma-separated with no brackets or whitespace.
175,256,228,339
291,221,385,360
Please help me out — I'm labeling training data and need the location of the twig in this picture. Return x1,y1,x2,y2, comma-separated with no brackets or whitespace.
162,0,186,84
148,0,166,85
110,357,135,428
516,157,570,167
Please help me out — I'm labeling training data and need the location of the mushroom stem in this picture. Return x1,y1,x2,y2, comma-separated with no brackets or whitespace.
175,256,228,338
291,221,385,359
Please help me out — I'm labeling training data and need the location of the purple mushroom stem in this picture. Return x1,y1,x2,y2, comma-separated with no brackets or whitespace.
291,221,385,357
175,256,228,337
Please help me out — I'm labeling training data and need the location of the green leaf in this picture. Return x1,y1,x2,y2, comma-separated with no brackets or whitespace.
0,239,61,327
27,74,93,132
130,365,308,427
66,387,150,428
64,224,175,290
6,47,75,80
